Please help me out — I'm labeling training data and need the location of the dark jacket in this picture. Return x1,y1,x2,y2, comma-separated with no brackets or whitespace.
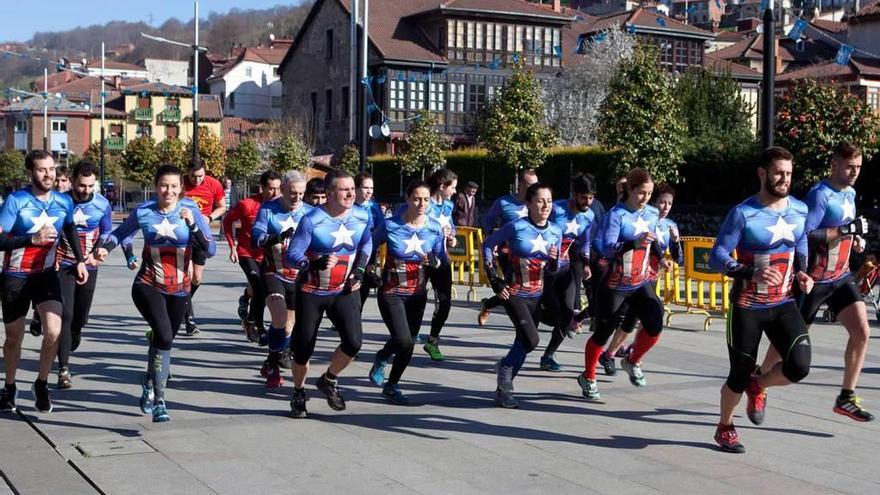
453,192,479,227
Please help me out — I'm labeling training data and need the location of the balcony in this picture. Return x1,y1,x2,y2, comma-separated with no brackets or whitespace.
158,107,181,123
106,136,126,151
133,108,154,122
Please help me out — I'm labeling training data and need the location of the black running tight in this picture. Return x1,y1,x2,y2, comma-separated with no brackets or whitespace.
57,266,98,367
428,263,452,339
131,282,187,351
292,290,363,365
376,291,428,384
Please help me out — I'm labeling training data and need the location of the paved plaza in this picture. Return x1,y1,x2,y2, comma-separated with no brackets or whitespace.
1,239,879,494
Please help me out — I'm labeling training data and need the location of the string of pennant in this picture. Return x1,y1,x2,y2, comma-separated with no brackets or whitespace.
781,7,880,65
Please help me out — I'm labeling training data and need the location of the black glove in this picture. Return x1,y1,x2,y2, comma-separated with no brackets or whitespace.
366,271,382,287
424,253,441,269
280,227,294,241
313,255,331,271
350,268,365,284
840,217,868,236
490,277,507,295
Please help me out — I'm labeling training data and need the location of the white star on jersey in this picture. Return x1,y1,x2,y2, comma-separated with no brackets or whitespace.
654,226,667,245
152,217,179,241
766,215,797,244
436,213,451,229
330,223,356,248
403,233,426,255
27,210,59,233
840,198,855,223
72,208,89,227
632,216,650,236
278,215,298,234
564,218,580,235
529,234,549,255
516,206,528,219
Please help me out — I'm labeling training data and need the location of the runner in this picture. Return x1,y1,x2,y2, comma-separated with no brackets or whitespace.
96,164,212,422
54,166,71,193
758,142,874,422
367,180,447,404
482,182,562,408
252,171,312,388
577,168,664,401
285,169,372,418
478,169,538,325
355,171,385,311
182,158,226,335
54,160,112,389
599,183,683,376
421,168,457,360
222,170,281,343
709,146,813,453
0,150,87,414
305,177,327,206
538,174,595,372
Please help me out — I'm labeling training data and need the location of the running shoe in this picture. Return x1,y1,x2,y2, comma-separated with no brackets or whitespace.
29,318,42,337
414,334,425,344
495,387,519,409
265,366,284,388
0,386,18,412
368,356,387,387
423,340,445,361
237,294,250,321
260,359,272,378
478,299,491,326
139,375,154,414
620,357,646,387
278,349,292,370
577,373,601,401
714,424,745,454
152,400,170,423
31,381,52,413
745,376,766,425
257,327,268,347
242,320,258,343
834,395,875,422
290,388,308,419
599,351,617,376
539,355,562,372
184,318,200,336
566,315,582,336
382,383,410,405
315,374,346,411
57,367,72,390
614,346,631,359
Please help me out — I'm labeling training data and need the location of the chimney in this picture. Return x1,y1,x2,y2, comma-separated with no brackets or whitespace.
553,0,562,12
113,75,123,90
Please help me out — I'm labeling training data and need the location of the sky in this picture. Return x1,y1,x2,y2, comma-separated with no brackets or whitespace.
2,0,303,42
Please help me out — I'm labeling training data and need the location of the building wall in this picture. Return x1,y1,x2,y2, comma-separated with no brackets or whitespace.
144,59,190,86
849,20,880,54
213,60,282,120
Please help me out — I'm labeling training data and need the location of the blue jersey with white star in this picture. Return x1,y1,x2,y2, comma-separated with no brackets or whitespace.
0,187,74,277
482,218,562,298
483,194,528,231
286,206,373,296
550,199,594,267
710,196,809,308
654,217,683,265
252,199,313,283
602,204,661,290
58,192,112,270
357,199,384,231
107,200,211,296
804,180,857,283
374,215,447,296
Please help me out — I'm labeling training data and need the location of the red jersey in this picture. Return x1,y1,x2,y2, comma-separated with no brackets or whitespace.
184,175,225,217
223,194,263,261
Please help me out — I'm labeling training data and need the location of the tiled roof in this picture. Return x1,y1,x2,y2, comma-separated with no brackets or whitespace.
714,30,747,42
208,44,293,81
222,117,272,149
428,0,575,20
84,59,146,71
776,56,880,82
1,94,89,115
580,7,714,39
704,53,762,80
810,19,847,34
197,95,224,121
854,0,880,18
710,34,837,65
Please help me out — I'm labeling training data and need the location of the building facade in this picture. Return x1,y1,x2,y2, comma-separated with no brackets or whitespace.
207,40,292,120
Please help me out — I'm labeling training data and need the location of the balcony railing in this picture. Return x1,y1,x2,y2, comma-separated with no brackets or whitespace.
106,136,126,151
159,107,181,123
133,108,153,121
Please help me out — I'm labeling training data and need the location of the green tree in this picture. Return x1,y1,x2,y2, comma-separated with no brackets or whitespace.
479,62,554,172
775,79,880,189
333,143,361,175
156,137,188,167
675,67,755,156
269,134,311,172
124,136,159,186
187,127,227,177
226,138,264,180
83,142,125,184
0,150,26,190
598,44,685,183
397,110,449,177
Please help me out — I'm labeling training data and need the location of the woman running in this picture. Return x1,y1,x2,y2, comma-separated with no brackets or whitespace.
421,168,457,360
367,180,447,404
482,182,562,408
97,165,211,422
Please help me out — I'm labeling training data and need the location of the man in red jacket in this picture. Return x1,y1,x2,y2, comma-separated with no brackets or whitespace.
223,171,282,343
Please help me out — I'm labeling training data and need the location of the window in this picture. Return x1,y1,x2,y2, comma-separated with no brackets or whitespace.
495,24,503,51
51,120,67,132
868,87,880,116
515,25,523,53
165,125,179,139
390,79,406,110
136,124,151,137
429,82,446,112
325,89,333,122
342,86,349,121
326,29,334,59
137,96,151,108
229,91,235,109
449,83,465,113
409,81,426,110
14,120,27,133
245,66,253,77
486,23,494,52
456,21,465,49
506,25,515,52
467,84,486,113
109,124,123,136
273,67,279,77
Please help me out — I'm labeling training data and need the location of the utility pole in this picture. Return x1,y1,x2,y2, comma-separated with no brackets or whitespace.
761,2,775,149
43,67,48,152
358,0,370,171
349,0,358,143
100,42,106,193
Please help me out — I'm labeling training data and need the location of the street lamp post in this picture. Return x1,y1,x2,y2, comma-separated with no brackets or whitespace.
358,0,370,171
43,67,48,152
761,3,775,149
100,42,106,193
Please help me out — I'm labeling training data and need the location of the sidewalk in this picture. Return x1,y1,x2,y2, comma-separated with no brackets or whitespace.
1,239,878,494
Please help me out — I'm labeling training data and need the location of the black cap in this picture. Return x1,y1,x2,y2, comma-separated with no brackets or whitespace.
466,181,479,189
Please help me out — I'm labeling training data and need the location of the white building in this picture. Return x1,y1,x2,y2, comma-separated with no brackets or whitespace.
143,58,190,86
207,39,292,120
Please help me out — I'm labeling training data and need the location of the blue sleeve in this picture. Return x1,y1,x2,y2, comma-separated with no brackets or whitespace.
105,210,141,252
482,222,513,271
354,220,373,272
796,215,809,271
669,220,683,265
372,204,384,232
371,219,387,259
0,194,19,233
434,227,449,264
191,205,213,252
252,207,270,248
709,208,744,273
63,197,75,227
99,203,113,241
577,212,594,260
285,214,313,268
482,199,502,233
804,188,829,233
600,211,623,259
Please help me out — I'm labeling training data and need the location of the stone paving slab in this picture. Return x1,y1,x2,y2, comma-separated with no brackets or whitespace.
1,238,879,494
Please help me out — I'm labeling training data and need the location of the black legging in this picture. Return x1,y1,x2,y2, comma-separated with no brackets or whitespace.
292,290,363,365
238,257,265,324
376,291,428,384
428,263,453,339
592,283,663,346
499,296,542,376
132,282,188,351
541,266,578,357
57,265,98,368
483,251,513,311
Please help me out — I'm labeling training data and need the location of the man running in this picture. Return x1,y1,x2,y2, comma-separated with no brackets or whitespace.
709,146,813,453
252,171,312,387
355,172,385,310
305,177,327,206
223,171,281,343
54,166,71,193
54,161,112,389
0,150,88,413
182,158,226,335
285,170,372,418
758,142,873,422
